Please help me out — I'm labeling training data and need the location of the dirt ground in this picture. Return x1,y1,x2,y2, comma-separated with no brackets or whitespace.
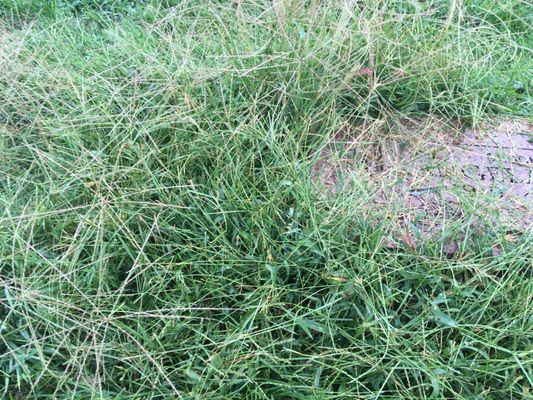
311,118,532,245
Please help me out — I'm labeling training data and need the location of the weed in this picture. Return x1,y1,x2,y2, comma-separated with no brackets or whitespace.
0,1,531,399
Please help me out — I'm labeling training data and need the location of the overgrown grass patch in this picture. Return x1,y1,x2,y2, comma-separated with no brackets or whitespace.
1,1,531,398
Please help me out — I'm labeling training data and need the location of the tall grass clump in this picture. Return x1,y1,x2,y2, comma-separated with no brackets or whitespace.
1,1,531,399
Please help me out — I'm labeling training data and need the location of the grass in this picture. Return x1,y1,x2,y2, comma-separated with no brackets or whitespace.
0,1,531,399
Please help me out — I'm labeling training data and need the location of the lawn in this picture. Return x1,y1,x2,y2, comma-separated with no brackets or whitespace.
0,1,531,399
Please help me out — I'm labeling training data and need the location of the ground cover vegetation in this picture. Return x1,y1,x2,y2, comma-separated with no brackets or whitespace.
0,1,531,398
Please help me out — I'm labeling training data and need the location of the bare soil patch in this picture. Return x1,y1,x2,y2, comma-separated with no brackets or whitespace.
312,119,532,240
